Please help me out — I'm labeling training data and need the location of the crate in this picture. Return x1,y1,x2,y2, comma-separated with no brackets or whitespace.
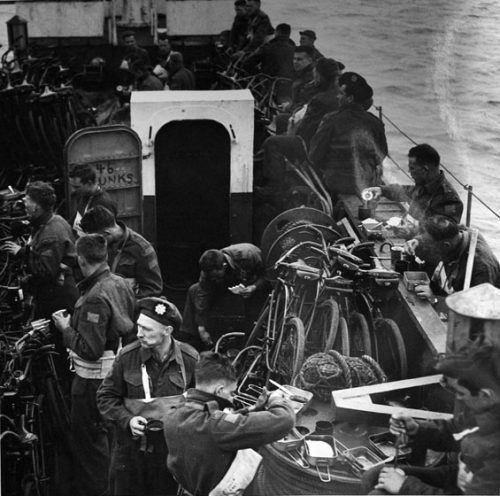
403,271,430,292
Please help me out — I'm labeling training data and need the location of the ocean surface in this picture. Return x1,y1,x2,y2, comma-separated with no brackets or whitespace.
265,0,500,256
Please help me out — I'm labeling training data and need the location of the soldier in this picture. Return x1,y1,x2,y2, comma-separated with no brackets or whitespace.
164,352,295,496
81,205,163,298
2,181,78,319
52,234,135,496
363,144,463,227
181,243,266,349
97,297,198,496
68,163,118,237
405,215,500,302
309,72,388,197
362,343,500,495
299,30,324,61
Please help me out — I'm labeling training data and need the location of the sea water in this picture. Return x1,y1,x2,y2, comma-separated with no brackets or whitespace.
265,0,500,256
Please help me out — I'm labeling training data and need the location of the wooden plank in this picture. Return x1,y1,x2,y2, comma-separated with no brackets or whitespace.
331,375,453,426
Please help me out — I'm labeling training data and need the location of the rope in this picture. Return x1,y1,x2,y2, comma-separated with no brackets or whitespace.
379,109,500,222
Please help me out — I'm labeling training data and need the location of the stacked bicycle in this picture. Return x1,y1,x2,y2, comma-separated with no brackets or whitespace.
217,210,408,396
1,319,71,496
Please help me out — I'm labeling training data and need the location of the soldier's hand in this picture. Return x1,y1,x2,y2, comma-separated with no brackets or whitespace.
129,416,147,437
415,284,433,300
375,467,407,494
253,387,269,411
52,310,71,331
198,327,213,347
389,413,418,437
404,238,419,256
361,187,382,201
1,241,21,256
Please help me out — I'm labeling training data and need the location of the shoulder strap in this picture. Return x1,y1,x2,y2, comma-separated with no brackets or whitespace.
463,229,479,291
111,228,130,274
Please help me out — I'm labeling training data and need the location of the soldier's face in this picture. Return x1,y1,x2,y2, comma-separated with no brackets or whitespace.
246,1,258,15
408,157,428,185
137,313,171,348
293,53,312,72
23,195,41,220
299,35,314,47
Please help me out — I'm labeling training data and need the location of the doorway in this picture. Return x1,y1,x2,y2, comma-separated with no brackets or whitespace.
154,120,231,287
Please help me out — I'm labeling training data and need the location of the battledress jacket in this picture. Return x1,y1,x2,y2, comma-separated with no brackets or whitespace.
309,103,388,196
18,212,78,317
97,339,198,432
108,222,163,298
243,10,274,52
164,388,296,496
60,265,135,371
381,171,463,223
399,409,500,495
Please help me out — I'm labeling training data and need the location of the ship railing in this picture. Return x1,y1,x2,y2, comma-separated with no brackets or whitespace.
375,106,500,228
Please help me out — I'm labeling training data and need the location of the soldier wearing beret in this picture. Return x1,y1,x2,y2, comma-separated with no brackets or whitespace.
299,29,324,61
363,144,463,232
309,72,388,197
97,297,199,496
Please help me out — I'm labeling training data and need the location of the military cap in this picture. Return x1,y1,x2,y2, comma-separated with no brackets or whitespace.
300,30,317,40
339,71,373,103
137,296,182,332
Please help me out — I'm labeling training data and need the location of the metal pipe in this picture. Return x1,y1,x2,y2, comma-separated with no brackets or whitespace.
465,184,473,227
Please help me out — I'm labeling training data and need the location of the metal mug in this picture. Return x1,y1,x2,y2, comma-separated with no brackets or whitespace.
314,420,334,436
390,246,405,266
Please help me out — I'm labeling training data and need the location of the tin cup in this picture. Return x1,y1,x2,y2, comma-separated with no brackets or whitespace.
390,246,405,266
145,419,164,446
314,420,334,436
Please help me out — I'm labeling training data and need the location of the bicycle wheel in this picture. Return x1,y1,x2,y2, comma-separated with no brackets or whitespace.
305,298,339,356
333,316,350,356
349,312,372,357
274,316,305,383
374,318,408,380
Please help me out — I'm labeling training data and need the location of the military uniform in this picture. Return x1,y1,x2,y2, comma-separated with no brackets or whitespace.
164,388,295,496
97,338,198,496
242,10,274,52
362,409,500,495
309,102,388,196
109,222,163,298
180,244,266,343
19,212,78,319
61,265,135,496
427,229,500,296
381,171,463,223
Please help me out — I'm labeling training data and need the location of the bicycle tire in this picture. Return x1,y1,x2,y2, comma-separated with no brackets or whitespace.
374,318,408,380
332,316,350,356
349,312,372,357
274,316,305,383
306,298,339,355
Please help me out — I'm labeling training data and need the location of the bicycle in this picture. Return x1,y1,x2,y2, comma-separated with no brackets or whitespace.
1,321,72,496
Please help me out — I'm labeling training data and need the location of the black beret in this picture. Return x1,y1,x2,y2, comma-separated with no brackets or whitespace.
137,296,182,332
339,72,373,103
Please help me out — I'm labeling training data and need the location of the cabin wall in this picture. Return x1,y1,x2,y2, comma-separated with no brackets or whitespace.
130,89,254,247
